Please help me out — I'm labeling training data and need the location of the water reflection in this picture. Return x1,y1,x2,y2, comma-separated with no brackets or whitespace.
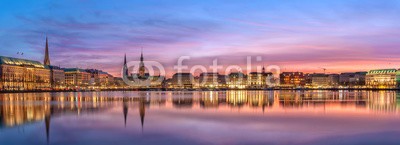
0,90,400,145
1,91,400,128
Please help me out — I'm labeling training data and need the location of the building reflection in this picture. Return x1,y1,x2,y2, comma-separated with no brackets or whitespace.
0,90,399,142
173,97,193,108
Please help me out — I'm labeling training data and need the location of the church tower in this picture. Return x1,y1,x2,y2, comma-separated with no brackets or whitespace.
138,49,145,78
123,53,129,77
262,66,265,74
44,36,51,66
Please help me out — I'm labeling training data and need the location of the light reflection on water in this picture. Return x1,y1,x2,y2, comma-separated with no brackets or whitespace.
0,90,400,145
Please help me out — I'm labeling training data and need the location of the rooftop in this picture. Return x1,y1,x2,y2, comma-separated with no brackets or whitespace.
0,56,44,68
367,69,398,74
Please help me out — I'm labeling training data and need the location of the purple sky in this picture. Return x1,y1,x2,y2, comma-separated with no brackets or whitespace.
1,0,400,77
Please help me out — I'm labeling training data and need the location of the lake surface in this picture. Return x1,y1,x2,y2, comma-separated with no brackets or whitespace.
0,90,399,145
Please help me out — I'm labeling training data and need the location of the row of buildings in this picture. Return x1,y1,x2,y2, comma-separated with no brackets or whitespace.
0,37,115,91
165,69,400,89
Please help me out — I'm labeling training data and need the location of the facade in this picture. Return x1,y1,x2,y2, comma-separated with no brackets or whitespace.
247,67,273,89
48,65,65,89
149,75,165,88
227,72,247,89
64,68,91,87
0,56,50,91
86,69,114,87
311,73,329,88
366,69,399,89
354,72,367,86
171,73,194,89
199,73,220,88
339,72,367,86
279,72,305,88
248,72,266,89
327,74,340,87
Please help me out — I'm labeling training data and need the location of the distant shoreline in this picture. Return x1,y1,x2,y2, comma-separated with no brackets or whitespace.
1,88,399,93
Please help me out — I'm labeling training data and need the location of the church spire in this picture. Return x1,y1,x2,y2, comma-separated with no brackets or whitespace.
124,53,127,65
138,48,145,78
140,48,143,62
123,53,129,77
44,36,51,66
262,65,265,74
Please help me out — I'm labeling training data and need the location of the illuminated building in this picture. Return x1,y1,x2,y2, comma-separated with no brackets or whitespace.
248,67,272,89
327,74,339,87
311,73,329,88
279,72,305,88
48,65,65,89
148,75,165,88
171,73,194,89
0,56,50,91
217,75,227,88
64,68,91,87
227,72,247,89
199,73,220,88
366,69,399,89
85,69,115,87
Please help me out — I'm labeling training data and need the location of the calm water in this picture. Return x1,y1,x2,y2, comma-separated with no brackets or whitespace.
0,91,400,145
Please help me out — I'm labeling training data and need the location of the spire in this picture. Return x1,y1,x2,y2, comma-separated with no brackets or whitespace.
124,53,127,65
123,53,129,77
138,48,145,78
140,48,143,62
262,65,265,74
44,36,51,66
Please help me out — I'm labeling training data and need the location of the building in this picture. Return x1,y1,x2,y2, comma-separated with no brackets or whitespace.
354,72,367,86
366,69,399,89
227,72,247,89
339,72,367,86
248,72,266,89
279,72,305,88
171,73,194,89
85,69,114,87
247,67,273,89
148,75,165,88
199,73,220,88
64,68,91,87
327,74,339,87
0,56,50,91
311,73,329,88
218,74,227,88
48,65,65,89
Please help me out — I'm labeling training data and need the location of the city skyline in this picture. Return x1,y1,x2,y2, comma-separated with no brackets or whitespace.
1,0,400,77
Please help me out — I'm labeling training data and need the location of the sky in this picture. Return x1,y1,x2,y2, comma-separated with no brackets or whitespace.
1,0,400,77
